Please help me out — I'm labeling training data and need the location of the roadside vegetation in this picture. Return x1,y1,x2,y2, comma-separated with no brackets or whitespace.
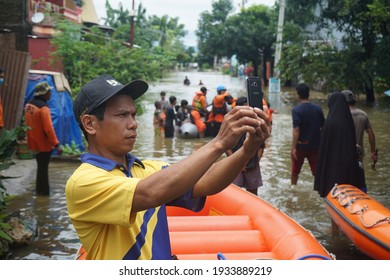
50,1,195,98
194,0,390,105
0,129,17,258
49,0,389,105
278,0,390,106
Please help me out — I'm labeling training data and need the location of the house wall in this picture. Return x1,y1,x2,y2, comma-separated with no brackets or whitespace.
0,50,31,129
28,36,63,72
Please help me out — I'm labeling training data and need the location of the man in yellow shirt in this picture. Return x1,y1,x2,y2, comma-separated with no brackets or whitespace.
66,74,270,259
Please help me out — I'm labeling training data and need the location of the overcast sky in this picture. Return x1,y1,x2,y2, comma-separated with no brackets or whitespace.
93,0,277,46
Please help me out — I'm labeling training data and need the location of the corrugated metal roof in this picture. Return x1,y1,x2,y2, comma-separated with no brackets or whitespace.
0,50,31,130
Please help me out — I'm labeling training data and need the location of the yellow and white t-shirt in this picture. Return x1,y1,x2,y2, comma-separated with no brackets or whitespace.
66,153,205,260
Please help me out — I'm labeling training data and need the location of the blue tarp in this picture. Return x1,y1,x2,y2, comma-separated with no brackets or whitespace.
25,73,85,153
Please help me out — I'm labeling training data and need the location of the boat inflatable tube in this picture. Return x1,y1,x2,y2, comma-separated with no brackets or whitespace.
325,184,390,260
178,122,198,138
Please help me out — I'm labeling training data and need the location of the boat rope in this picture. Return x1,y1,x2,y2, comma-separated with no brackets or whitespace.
330,184,390,230
297,254,332,260
338,195,354,207
339,196,369,210
349,204,367,215
331,184,366,200
341,192,366,198
330,184,352,197
330,184,340,197
332,187,390,228
359,212,390,228
332,185,370,214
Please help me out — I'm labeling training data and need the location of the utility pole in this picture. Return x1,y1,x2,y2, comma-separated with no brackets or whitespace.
274,0,286,78
129,0,135,48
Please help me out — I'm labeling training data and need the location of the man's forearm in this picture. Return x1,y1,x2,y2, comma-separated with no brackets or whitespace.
193,147,253,197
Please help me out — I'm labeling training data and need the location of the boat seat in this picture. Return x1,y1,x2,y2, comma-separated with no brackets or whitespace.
170,230,268,254
168,215,253,231
176,251,277,260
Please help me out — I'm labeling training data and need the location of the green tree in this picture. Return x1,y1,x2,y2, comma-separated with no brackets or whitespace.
109,2,150,48
224,4,277,81
280,0,319,45
147,15,186,48
50,20,163,96
50,0,200,91
366,0,390,96
278,40,345,93
196,0,234,67
103,1,190,68
276,0,331,88
319,0,388,104
103,0,130,28
281,0,390,104
283,0,319,30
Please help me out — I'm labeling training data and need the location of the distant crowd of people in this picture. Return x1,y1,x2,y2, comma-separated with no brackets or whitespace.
154,78,378,199
153,79,277,197
154,83,275,140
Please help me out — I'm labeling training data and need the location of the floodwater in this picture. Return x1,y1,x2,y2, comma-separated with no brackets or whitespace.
7,71,390,260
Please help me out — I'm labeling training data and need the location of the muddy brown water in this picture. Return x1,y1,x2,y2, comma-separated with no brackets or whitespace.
7,71,390,260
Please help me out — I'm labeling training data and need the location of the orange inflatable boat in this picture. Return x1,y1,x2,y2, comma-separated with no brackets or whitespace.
166,184,333,260
75,184,334,260
324,184,390,260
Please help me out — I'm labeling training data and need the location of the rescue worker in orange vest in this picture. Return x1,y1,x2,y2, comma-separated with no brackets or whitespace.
206,85,233,137
192,86,208,115
192,86,209,122
25,81,63,195
190,107,207,138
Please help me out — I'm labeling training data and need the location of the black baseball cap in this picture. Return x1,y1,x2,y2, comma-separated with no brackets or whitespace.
73,74,148,124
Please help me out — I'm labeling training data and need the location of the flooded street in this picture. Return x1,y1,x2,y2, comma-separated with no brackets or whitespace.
7,70,390,260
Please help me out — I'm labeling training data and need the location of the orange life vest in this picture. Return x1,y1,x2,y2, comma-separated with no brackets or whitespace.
191,110,206,133
192,91,207,112
25,99,59,152
208,93,228,123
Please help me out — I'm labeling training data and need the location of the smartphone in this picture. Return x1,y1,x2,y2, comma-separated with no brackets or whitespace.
246,76,263,109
